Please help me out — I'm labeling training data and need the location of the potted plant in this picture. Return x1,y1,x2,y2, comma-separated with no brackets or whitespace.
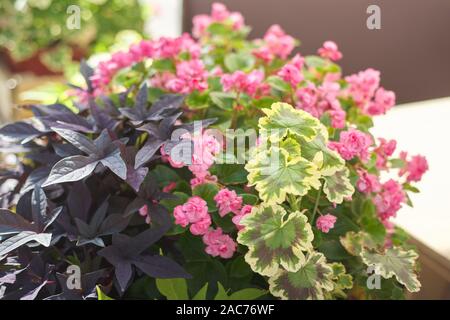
0,3,428,300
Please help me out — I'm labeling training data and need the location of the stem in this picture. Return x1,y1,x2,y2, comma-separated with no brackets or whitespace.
288,194,299,211
311,183,323,223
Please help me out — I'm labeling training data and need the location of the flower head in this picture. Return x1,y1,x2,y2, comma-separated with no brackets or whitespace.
318,41,343,61
203,228,237,258
214,188,243,217
316,214,337,233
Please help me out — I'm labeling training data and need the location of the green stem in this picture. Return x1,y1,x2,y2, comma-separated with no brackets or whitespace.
288,194,299,211
311,184,323,223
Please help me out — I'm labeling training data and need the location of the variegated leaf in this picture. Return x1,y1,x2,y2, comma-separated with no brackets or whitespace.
237,204,313,276
268,251,334,300
322,167,355,204
361,247,421,293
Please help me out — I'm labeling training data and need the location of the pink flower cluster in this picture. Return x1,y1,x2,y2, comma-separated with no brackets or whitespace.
356,169,381,194
166,59,208,94
202,227,237,259
91,33,202,92
232,205,253,231
316,214,337,233
173,196,211,235
192,2,245,38
373,179,406,221
214,188,243,217
253,25,296,63
329,129,372,161
295,80,346,129
221,70,265,98
399,152,429,182
172,188,245,258
374,138,397,169
318,41,343,61
344,68,395,116
277,54,304,87
161,130,221,187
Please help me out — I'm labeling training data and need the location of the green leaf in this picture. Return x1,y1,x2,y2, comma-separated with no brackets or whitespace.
239,193,259,205
268,251,334,300
152,59,175,72
258,102,321,142
304,55,326,68
266,76,291,93
339,231,377,256
361,247,421,293
96,286,114,300
156,278,189,300
297,128,344,175
185,91,210,109
214,282,229,300
224,53,255,72
210,92,236,111
228,288,267,300
322,167,355,204
192,183,220,212
208,22,230,36
211,163,248,185
192,283,209,300
246,146,320,204
237,204,313,276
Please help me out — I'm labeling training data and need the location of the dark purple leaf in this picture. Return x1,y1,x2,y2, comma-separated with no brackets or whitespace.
42,155,99,187
52,127,97,155
0,122,42,143
0,209,34,235
134,139,164,169
0,231,52,257
133,255,190,279
67,182,92,221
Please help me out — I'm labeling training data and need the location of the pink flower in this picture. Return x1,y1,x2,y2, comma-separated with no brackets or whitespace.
318,41,343,61
329,105,346,129
400,154,429,182
203,228,237,259
356,169,381,194
263,25,296,59
373,179,405,221
345,68,380,110
232,205,253,230
160,145,185,168
277,61,303,87
366,87,396,116
211,2,230,22
167,59,208,94
173,196,211,235
374,138,397,169
214,188,243,217
192,14,212,38
190,174,218,188
316,214,337,233
221,70,264,97
329,129,372,161
229,12,245,30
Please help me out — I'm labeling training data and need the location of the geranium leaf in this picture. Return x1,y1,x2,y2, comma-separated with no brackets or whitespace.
361,247,421,293
322,167,355,204
297,127,345,175
258,102,321,142
339,231,377,256
246,146,320,204
268,251,334,300
237,204,314,276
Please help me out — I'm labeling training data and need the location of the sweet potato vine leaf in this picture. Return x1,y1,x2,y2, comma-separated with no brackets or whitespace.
361,247,421,293
0,186,61,258
43,128,126,186
237,204,313,276
268,251,334,300
258,102,321,142
245,146,320,204
98,227,190,293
